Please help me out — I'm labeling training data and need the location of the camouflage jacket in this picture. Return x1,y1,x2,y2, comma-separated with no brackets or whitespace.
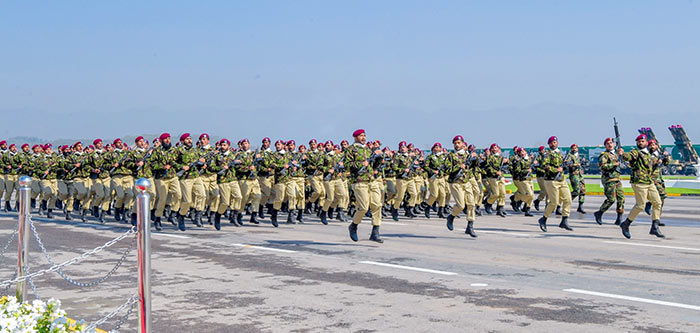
322,152,344,181
424,153,446,179
650,151,670,184
345,143,374,183
150,145,180,180
621,148,654,185
235,150,260,180
289,152,306,178
542,149,565,181
210,150,238,183
510,156,532,181
393,153,416,180
86,150,108,180
444,150,473,183
304,150,325,176
256,148,275,177
370,152,390,179
533,152,547,177
130,147,155,179
198,146,217,176
598,150,621,183
483,154,505,179
175,146,201,179
34,153,61,180
564,153,584,177
105,149,133,177
271,151,294,183
64,152,91,179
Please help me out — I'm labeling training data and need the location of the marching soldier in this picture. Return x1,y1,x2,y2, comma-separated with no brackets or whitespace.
537,136,573,232
195,133,219,224
424,143,447,219
108,138,134,222
257,137,275,218
646,139,669,221
236,138,262,224
618,134,665,239
63,142,91,221
210,138,242,230
483,144,508,217
287,140,307,223
319,141,346,224
37,144,59,218
270,140,298,226
565,144,586,214
175,133,207,228
130,136,159,229
345,129,384,243
151,133,184,230
0,140,6,204
391,141,418,220
510,147,535,216
593,138,625,225
88,139,111,223
444,135,479,237
305,139,326,213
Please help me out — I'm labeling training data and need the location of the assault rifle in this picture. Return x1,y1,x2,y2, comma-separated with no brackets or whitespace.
614,117,623,174
324,161,345,181
109,151,132,176
554,152,570,182
217,158,242,176
176,149,216,178
136,147,156,172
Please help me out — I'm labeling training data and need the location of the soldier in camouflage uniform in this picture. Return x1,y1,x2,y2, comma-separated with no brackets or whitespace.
391,141,419,220
424,143,447,219
2,144,20,211
130,136,159,229
346,129,384,243
87,139,111,223
618,134,665,239
565,144,586,214
209,138,242,230
257,137,275,217
62,142,91,221
0,140,6,204
319,140,344,225
175,133,207,228
151,133,184,230
236,138,262,224
593,138,625,226
287,140,307,223
37,144,59,218
107,138,134,222
305,139,326,213
646,139,670,221
532,146,548,211
537,136,573,232
270,140,298,226
195,133,219,223
509,147,534,216
483,144,508,217
444,135,479,237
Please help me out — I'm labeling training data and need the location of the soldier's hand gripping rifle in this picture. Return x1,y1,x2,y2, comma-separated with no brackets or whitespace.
217,158,242,176
176,150,216,178
614,117,623,174
324,160,345,181
135,147,155,172
199,150,219,175
554,152,570,182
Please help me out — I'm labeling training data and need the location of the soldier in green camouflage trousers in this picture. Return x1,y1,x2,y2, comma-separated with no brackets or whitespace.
565,144,586,214
593,138,625,226
618,134,665,239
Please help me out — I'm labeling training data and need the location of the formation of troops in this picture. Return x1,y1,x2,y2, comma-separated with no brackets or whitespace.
0,129,671,243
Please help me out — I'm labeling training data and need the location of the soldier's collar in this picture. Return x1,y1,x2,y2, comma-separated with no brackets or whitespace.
456,149,466,155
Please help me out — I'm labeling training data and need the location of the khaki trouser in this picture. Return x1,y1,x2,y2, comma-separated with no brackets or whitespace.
629,183,662,221
179,177,204,214
155,177,181,218
384,177,397,206
415,176,427,204
486,177,506,206
218,180,243,214
3,174,18,201
339,180,350,209
30,177,42,202
393,178,417,209
0,175,5,201
273,180,298,210
196,174,218,211
536,177,548,201
91,177,112,211
514,179,534,207
67,178,89,212
449,181,476,221
481,176,491,203
307,174,325,207
111,175,134,209
427,176,447,207
322,179,344,211
258,176,274,205
293,177,305,210
57,180,70,203
131,177,156,210
543,179,572,218
239,179,261,213
41,178,58,209
352,181,382,226
83,178,95,208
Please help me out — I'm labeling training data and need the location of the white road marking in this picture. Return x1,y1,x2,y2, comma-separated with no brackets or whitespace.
383,222,408,226
152,233,191,239
470,283,489,287
231,243,297,253
478,230,537,238
359,261,458,276
603,241,700,252
564,288,700,311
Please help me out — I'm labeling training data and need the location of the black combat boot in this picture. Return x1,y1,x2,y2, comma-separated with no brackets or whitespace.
496,205,506,218
130,212,137,226
270,209,279,227
619,218,632,239
576,202,586,214
287,211,296,224
337,208,347,222
214,212,221,231
555,206,562,216
194,211,203,227
296,209,304,223
114,207,122,221
474,206,482,216
615,212,623,225
533,199,540,211
559,216,573,231
3,201,10,212
484,203,493,215
644,202,652,215
538,216,547,232
510,195,519,212
258,205,265,219
65,210,72,221
304,202,312,214
649,220,665,238
369,225,383,243
523,206,533,217
47,209,53,219
424,206,431,219
154,217,163,231
437,206,446,219
391,207,399,221
250,213,259,224
151,209,156,222
266,204,274,215
348,223,359,242
177,213,186,231
319,210,328,225
91,205,99,218
446,214,454,231
328,207,335,219
594,210,604,225
381,206,388,218
466,221,477,238
237,212,244,226
41,200,48,214
228,210,237,224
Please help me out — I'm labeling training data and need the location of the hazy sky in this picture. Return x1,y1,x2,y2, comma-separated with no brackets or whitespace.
1,1,698,149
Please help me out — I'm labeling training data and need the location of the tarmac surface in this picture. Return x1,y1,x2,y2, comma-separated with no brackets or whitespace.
1,195,699,332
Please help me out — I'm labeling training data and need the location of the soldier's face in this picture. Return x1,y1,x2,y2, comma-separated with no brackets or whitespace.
275,142,283,151
309,142,317,150
0,144,6,149
288,144,295,151
10,146,17,153
453,140,463,151
95,142,103,150
32,147,41,154
355,133,366,145
136,139,146,149
649,142,657,151
183,137,193,147
241,142,250,150
262,140,270,149
154,141,161,147
45,148,52,154
549,140,559,150
637,138,647,149
115,141,123,149
201,137,209,146
605,141,615,150
221,143,230,151
75,144,83,151
22,146,29,153
571,146,578,153
299,146,306,153
325,143,332,151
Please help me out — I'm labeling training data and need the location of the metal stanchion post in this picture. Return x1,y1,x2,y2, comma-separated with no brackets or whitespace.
135,178,152,333
16,176,31,302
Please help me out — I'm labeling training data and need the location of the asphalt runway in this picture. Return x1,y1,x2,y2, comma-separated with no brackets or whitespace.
1,196,699,332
